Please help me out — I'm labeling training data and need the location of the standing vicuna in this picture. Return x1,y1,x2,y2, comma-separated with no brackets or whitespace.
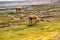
28,14,40,24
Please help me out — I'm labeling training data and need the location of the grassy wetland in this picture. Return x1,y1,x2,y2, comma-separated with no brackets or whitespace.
0,5,60,40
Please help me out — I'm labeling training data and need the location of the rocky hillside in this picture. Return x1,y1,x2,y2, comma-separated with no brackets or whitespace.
52,0,60,6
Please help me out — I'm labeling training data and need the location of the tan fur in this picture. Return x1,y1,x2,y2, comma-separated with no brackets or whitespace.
28,15,40,24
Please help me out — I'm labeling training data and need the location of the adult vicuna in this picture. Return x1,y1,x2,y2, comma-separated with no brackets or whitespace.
28,14,40,24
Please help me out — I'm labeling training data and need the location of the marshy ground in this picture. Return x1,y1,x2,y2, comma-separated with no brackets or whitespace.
0,18,60,40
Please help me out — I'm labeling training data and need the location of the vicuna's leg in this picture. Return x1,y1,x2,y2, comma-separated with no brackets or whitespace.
29,19,32,24
37,20,40,24
35,20,39,24
34,20,37,24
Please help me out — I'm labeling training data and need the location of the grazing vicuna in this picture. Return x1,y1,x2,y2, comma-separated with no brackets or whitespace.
28,15,40,24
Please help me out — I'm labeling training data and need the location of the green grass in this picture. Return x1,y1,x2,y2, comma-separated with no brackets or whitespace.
0,18,60,40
